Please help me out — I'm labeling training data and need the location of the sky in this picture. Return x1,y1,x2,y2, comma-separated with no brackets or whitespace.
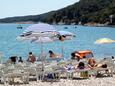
0,0,79,19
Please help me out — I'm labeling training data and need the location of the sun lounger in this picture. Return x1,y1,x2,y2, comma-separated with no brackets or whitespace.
94,67,113,77
42,64,61,82
93,58,114,77
73,68,90,79
2,64,29,85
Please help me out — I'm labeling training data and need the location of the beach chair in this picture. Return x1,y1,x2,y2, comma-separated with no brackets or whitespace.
94,59,114,77
64,63,74,79
72,68,90,79
35,63,44,81
42,64,61,82
0,70,7,86
2,64,29,85
25,65,38,81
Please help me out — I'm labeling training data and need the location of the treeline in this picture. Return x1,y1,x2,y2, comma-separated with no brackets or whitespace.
0,0,115,25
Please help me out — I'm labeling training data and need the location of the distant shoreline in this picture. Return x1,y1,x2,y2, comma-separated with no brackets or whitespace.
0,23,115,28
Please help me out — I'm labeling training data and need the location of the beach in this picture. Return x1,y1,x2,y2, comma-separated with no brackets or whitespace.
29,76,115,86
0,75,115,86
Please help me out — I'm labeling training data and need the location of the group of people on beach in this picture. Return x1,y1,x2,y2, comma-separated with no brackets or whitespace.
7,50,61,64
65,50,110,72
7,49,112,73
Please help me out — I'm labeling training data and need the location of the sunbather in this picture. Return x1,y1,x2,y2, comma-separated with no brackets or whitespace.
87,58,97,69
48,50,62,59
77,62,85,69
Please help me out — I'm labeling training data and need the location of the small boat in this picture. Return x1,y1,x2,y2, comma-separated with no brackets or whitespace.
17,25,23,29
74,26,77,28
64,27,68,29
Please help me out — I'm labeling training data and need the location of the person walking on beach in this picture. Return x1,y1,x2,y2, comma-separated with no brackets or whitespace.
27,52,36,63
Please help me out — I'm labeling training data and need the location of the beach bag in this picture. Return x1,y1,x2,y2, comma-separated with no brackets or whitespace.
80,71,88,78
47,74,54,79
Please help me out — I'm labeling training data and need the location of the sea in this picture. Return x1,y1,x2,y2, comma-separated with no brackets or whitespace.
0,24,115,62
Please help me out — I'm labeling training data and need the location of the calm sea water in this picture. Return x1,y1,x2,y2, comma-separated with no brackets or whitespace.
0,24,115,61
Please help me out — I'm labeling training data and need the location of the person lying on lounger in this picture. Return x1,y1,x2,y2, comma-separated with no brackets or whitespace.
48,50,62,59
87,58,97,69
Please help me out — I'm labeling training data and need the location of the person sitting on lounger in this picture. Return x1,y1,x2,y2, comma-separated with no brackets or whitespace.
27,52,36,63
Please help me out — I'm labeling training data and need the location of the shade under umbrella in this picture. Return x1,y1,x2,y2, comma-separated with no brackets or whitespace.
31,37,53,43
95,38,115,44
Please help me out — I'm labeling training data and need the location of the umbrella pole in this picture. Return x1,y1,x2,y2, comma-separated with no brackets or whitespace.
0,52,2,64
40,41,43,54
40,40,45,72
61,42,64,58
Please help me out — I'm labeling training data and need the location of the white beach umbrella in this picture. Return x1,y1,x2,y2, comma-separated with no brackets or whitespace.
17,23,58,40
17,23,58,41
16,23,58,60
95,38,115,44
16,23,60,70
25,23,56,32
